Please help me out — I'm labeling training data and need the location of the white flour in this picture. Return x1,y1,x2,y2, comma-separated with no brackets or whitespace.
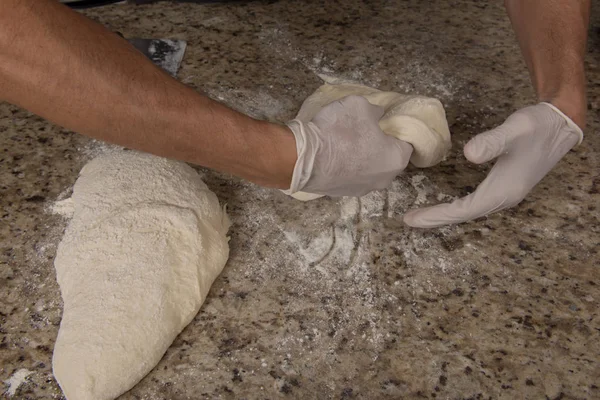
4,369,33,397
217,173,471,366
410,174,430,205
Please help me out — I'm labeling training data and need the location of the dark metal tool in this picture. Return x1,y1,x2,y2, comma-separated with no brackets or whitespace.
60,2,187,76
127,38,187,77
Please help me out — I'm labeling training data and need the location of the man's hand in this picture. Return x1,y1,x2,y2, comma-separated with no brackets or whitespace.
403,103,582,228
286,95,413,197
403,0,590,228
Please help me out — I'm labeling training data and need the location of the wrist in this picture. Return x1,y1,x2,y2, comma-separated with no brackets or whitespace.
535,66,587,129
543,89,586,129
254,121,296,190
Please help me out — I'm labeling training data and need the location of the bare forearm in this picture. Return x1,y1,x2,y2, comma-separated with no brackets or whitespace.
505,0,590,128
0,0,295,188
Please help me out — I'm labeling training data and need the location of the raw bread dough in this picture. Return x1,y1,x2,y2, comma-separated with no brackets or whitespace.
289,83,451,201
52,151,231,400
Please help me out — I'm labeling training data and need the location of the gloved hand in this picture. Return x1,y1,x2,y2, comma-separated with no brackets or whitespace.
403,103,583,228
286,95,414,197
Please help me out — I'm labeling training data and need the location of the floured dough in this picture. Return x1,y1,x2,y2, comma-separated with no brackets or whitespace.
52,151,231,400
289,83,451,201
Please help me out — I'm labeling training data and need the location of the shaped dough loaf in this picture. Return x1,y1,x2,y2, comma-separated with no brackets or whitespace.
52,151,231,400
289,83,451,201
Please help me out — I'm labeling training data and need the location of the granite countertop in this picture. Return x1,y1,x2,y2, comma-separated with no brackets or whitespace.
1,1,599,399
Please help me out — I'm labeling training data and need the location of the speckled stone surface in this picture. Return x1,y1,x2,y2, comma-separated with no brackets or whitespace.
1,1,599,399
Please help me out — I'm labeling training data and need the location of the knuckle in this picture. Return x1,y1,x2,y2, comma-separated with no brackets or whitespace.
340,95,369,108
506,110,537,132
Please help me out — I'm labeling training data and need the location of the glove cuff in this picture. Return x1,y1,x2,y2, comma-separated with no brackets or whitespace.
540,102,584,146
283,120,314,194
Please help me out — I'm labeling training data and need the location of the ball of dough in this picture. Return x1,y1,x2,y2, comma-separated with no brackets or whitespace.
52,151,231,400
288,83,452,201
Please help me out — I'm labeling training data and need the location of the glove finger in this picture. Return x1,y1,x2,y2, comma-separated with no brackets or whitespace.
403,195,475,228
463,125,513,164
403,194,506,228
403,168,518,228
463,106,541,164
464,108,543,164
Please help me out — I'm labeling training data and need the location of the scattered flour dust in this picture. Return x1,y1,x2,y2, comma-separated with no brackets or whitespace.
256,24,464,104
410,174,429,205
410,173,454,206
271,172,467,357
4,369,33,397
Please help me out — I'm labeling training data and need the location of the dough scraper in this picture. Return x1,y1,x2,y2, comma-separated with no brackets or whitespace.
61,2,186,76
127,38,187,77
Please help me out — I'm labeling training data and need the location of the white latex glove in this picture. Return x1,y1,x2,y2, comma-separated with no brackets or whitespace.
403,103,583,228
286,95,414,197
